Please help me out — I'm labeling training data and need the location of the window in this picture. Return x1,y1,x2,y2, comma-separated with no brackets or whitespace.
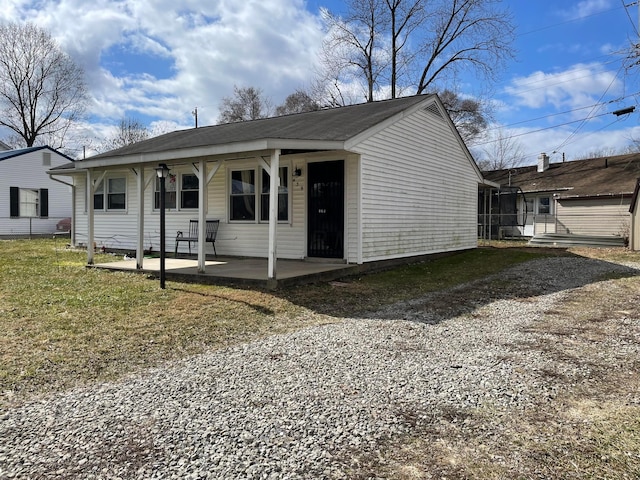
260,166,289,221
538,197,550,215
94,181,104,210
107,178,126,210
93,177,126,211
10,187,48,218
154,174,177,209
230,169,256,221
180,174,199,209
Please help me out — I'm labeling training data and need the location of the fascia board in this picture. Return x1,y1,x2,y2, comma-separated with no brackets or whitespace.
74,139,345,170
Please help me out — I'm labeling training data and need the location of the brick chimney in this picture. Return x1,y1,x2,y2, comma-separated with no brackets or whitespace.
537,152,549,172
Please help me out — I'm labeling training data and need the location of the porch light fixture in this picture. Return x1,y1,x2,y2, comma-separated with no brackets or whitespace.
293,167,302,177
155,163,170,289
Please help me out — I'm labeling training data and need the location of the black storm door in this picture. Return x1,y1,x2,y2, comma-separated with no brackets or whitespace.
307,160,344,258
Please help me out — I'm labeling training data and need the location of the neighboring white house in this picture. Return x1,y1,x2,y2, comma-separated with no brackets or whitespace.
1,146,74,237
50,95,488,282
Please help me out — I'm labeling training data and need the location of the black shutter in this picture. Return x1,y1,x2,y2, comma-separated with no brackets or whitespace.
10,187,19,217
39,188,48,217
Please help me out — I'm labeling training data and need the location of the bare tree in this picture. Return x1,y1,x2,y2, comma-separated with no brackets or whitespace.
439,89,488,144
0,22,88,147
384,0,426,98
98,117,150,153
414,0,514,95
318,1,389,103
218,86,273,124
318,0,514,101
475,127,525,171
275,90,321,116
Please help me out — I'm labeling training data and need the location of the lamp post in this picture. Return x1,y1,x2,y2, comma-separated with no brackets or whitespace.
155,163,170,289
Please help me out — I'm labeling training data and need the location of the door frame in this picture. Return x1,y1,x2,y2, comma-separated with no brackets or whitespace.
306,159,345,259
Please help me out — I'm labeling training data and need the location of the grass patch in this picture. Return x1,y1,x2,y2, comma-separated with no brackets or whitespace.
283,246,548,316
0,240,551,407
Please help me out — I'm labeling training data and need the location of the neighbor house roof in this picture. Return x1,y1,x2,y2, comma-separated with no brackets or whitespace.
483,153,640,198
0,145,75,163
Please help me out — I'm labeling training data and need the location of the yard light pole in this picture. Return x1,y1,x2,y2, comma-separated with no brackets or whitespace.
155,163,170,289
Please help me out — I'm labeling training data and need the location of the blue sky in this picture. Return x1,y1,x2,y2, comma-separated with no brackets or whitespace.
2,0,639,164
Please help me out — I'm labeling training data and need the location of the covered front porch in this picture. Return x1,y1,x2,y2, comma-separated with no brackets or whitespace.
90,255,359,289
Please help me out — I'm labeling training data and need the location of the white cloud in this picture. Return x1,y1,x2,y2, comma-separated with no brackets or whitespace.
504,63,622,114
3,0,326,130
557,0,613,21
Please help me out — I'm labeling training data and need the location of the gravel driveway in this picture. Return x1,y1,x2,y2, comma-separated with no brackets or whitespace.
1,256,638,479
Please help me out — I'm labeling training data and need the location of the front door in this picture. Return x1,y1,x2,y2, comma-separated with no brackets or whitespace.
307,160,344,258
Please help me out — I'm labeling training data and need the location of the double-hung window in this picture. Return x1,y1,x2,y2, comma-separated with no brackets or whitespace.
230,169,256,221
93,177,126,211
537,196,550,215
229,167,290,222
154,174,177,209
154,173,199,210
107,178,126,210
260,166,289,222
181,174,199,209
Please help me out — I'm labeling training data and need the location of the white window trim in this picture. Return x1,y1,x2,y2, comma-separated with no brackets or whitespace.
228,167,258,223
91,174,128,213
259,164,291,224
153,172,201,211
227,163,292,224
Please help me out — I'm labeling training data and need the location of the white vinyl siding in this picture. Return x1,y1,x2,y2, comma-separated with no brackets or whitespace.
73,162,307,259
350,105,479,262
556,197,630,237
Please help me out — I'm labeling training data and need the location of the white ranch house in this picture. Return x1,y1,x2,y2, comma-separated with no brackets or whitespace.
1,146,74,237
51,95,487,285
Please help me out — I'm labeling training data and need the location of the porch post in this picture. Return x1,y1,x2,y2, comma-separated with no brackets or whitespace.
87,169,95,265
136,166,145,270
268,149,280,284
197,158,207,273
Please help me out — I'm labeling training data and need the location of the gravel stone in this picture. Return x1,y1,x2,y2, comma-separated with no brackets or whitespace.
1,256,638,479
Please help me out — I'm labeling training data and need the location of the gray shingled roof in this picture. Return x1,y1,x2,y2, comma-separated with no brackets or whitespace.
483,153,640,198
90,95,433,159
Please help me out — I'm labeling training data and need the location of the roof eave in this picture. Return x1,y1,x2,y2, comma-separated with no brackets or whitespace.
73,139,346,169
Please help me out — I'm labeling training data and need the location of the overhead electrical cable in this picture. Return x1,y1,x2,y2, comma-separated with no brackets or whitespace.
554,64,625,151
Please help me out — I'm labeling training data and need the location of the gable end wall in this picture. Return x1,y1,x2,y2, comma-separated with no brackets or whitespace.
352,107,478,262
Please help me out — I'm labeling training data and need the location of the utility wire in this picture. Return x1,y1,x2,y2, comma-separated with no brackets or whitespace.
483,90,640,132
517,5,626,37
472,110,614,147
621,0,638,31
554,63,625,151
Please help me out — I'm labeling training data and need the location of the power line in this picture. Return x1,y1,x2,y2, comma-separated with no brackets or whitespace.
472,110,619,147
554,64,625,151
621,0,638,31
485,90,640,132
504,56,624,95
517,4,627,37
